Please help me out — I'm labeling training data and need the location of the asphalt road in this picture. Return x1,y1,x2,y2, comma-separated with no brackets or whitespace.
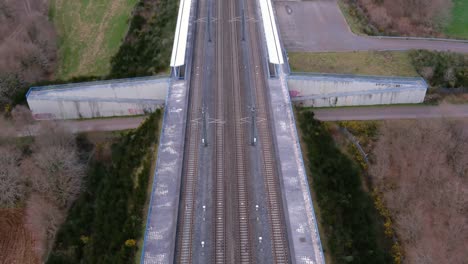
274,0,468,53
313,104,468,121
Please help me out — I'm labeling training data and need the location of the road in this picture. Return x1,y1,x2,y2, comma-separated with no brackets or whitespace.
313,104,468,121
1,117,146,138
6,103,465,138
274,0,468,53
61,117,146,132
5,103,465,138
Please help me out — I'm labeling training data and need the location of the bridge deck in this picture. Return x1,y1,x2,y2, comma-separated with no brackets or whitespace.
140,79,189,263
268,66,326,263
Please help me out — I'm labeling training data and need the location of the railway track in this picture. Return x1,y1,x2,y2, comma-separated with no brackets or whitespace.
175,0,207,262
213,0,226,260
176,0,290,262
213,0,253,262
228,0,253,262
244,0,291,262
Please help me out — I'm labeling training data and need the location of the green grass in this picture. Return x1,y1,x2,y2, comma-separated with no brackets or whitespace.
445,0,468,39
289,51,419,77
50,0,138,79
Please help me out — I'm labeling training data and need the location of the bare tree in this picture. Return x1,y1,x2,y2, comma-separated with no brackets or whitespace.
370,119,468,264
358,0,452,36
35,121,76,150
0,115,16,138
0,146,24,207
11,105,35,136
31,145,84,209
0,0,57,105
24,193,65,261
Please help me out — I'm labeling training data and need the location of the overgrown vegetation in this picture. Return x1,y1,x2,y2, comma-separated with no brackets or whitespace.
340,0,454,37
409,50,468,88
371,119,468,263
0,107,88,262
289,51,418,76
0,0,57,108
46,110,162,264
298,111,392,264
338,0,379,35
109,0,179,78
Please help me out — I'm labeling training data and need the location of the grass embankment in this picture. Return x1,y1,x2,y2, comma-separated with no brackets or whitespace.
46,110,162,264
50,0,138,79
289,51,418,77
445,0,468,39
297,111,393,264
10,0,178,106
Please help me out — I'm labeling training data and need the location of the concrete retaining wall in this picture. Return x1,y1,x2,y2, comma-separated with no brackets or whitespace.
27,76,169,119
288,73,427,107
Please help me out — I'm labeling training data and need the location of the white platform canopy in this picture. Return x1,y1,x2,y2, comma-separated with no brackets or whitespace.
170,0,192,67
259,0,284,65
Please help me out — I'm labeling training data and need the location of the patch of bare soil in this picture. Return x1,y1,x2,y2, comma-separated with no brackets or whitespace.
0,209,40,264
371,119,468,264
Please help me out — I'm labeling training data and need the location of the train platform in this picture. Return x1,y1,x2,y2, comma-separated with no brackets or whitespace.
140,80,188,263
268,66,325,264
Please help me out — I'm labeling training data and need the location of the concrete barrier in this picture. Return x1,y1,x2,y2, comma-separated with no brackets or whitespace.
27,76,169,119
288,73,428,107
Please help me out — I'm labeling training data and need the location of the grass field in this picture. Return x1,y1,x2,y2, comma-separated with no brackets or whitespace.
445,0,468,39
50,0,138,79
289,51,419,77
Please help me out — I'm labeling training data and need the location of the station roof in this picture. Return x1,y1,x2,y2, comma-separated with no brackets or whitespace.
259,0,284,64
170,0,192,67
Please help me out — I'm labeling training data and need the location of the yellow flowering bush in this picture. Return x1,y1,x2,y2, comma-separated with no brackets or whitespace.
80,235,90,244
125,239,137,247
372,188,402,264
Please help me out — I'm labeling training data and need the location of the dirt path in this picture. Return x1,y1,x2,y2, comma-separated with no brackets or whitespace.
61,116,147,133
313,104,468,121
0,209,39,264
275,0,468,53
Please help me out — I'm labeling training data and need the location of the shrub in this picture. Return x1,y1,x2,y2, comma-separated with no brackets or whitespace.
109,0,179,78
410,50,468,88
344,0,452,37
298,111,392,264
47,110,162,264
